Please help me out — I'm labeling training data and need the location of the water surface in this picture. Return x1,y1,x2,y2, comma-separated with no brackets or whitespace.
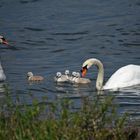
0,0,140,120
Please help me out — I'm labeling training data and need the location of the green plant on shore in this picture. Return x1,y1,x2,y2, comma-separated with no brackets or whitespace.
0,85,135,140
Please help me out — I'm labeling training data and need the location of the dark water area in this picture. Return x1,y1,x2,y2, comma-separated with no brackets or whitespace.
0,0,140,120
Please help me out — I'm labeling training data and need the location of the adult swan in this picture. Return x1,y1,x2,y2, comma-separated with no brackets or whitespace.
0,35,9,81
81,58,140,91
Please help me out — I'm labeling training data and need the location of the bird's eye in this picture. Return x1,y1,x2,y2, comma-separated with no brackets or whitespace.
0,37,5,40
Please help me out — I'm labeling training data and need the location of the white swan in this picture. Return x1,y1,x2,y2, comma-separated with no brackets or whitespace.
0,35,8,81
70,72,91,84
0,35,8,45
0,63,6,81
81,58,140,90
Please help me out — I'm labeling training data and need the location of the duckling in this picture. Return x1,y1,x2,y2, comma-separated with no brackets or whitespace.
71,72,91,84
27,72,44,81
54,70,70,83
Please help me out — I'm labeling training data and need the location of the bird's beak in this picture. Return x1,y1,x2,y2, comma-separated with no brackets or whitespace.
81,67,87,77
2,40,9,45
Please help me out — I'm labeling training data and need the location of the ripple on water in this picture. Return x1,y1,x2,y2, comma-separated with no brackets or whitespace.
20,0,40,4
50,49,66,53
0,0,140,120
122,43,140,47
63,37,84,42
51,30,89,36
24,27,45,32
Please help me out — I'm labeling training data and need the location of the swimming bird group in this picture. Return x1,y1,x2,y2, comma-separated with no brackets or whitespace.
27,70,91,85
54,70,91,84
1,35,140,91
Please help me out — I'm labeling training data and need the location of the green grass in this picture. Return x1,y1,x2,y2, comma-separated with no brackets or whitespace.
0,85,138,140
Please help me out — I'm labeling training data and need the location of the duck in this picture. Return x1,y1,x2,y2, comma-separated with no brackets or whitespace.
81,58,140,91
0,35,8,81
70,72,91,84
27,72,44,81
54,70,70,83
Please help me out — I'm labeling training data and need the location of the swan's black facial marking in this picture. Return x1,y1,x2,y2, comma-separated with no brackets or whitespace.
0,36,5,40
0,36,9,45
81,65,88,77
81,65,88,72
83,65,88,70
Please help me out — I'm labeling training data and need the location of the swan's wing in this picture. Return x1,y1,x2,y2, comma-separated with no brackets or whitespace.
103,65,140,90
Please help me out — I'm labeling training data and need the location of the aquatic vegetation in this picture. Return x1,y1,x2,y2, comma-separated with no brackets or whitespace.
0,86,139,140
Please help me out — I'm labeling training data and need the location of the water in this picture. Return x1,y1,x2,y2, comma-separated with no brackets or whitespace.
0,0,140,120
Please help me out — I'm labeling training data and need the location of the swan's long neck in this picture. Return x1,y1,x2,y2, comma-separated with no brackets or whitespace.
90,59,104,90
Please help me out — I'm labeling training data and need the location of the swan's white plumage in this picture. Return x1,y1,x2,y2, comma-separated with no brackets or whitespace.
0,63,6,81
0,35,8,82
103,64,140,90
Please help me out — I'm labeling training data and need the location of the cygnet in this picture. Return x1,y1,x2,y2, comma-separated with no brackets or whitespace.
27,72,44,81
68,71,76,83
54,70,70,83
71,72,91,84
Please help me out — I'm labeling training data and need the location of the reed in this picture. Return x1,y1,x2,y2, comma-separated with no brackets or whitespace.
0,85,138,140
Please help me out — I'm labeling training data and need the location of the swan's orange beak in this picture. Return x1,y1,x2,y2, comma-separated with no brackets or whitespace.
3,40,9,45
2,38,9,46
81,67,87,77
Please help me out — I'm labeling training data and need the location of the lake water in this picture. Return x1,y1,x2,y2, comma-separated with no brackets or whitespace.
0,0,140,121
